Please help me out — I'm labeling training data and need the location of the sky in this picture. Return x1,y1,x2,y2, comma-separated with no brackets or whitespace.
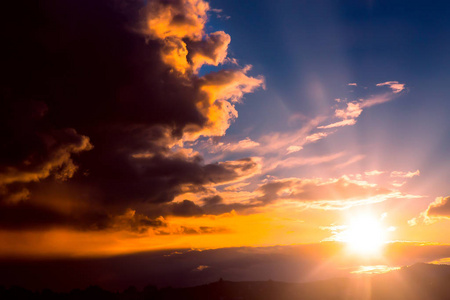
1,0,450,289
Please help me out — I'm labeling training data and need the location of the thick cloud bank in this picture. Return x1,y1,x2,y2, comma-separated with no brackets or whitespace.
0,0,263,231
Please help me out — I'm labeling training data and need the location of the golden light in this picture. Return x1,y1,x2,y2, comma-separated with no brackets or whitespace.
340,214,389,256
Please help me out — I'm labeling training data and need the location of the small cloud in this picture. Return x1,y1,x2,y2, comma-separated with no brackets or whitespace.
317,81,405,132
317,119,357,129
409,196,450,225
224,57,239,65
209,137,260,153
210,8,230,19
408,196,450,226
351,265,400,275
286,145,303,154
335,102,363,119
194,265,210,271
376,81,406,94
365,170,384,176
390,170,420,178
407,217,418,226
305,132,331,142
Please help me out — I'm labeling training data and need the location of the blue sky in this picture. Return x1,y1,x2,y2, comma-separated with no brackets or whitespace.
204,0,450,198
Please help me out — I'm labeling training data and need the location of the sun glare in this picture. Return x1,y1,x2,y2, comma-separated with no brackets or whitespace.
340,214,389,255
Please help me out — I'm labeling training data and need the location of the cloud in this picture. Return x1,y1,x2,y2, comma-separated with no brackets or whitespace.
317,119,357,129
391,170,420,178
207,137,260,153
351,265,400,274
318,82,405,129
255,176,394,208
144,0,209,40
365,170,385,176
185,66,264,139
427,197,450,217
164,172,404,215
188,31,231,72
254,116,326,155
347,83,357,86
0,0,263,231
409,196,450,225
193,265,210,271
286,145,303,154
376,81,406,94
335,102,363,119
305,132,333,142
0,99,93,205
144,0,234,75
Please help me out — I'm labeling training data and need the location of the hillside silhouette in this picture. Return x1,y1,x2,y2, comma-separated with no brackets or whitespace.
2,263,450,300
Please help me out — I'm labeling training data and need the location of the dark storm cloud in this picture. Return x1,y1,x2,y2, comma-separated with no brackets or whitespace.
200,195,257,215
166,200,204,217
0,0,263,231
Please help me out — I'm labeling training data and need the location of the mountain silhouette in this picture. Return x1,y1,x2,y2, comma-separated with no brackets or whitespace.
1,263,450,300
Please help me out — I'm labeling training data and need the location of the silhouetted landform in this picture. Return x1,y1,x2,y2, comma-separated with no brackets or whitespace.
2,263,450,300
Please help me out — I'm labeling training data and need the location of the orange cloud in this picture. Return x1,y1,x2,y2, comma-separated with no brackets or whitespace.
144,0,232,75
143,1,263,138
207,137,260,153
409,196,450,225
144,0,209,40
391,170,420,178
189,31,231,72
256,176,393,207
160,37,190,74
184,67,264,139
305,132,332,142
365,170,385,176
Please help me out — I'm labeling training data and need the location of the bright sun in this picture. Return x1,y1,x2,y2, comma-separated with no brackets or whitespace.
340,214,389,255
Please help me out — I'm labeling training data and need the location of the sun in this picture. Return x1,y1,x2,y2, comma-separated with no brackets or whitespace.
340,214,389,255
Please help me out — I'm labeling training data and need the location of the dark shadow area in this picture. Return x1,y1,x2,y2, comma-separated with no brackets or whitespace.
2,263,450,300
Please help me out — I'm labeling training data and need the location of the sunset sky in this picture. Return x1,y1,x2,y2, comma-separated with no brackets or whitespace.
1,0,450,289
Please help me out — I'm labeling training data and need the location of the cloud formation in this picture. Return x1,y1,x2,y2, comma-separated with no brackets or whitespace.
376,81,406,94
409,196,450,225
0,0,263,231
318,82,406,129
255,176,393,207
391,170,420,178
